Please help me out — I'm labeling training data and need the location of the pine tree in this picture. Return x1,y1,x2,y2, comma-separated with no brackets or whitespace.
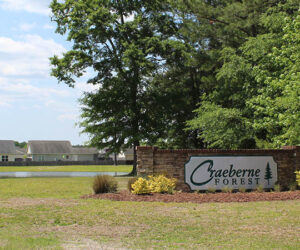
264,162,272,185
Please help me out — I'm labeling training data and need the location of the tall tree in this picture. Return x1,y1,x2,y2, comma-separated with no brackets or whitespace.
49,0,182,174
186,0,299,149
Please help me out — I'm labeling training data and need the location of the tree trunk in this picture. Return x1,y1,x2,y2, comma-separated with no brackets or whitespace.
114,152,118,166
129,141,139,176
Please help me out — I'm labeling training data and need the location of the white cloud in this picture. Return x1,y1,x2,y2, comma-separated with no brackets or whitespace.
0,35,66,77
57,113,78,121
43,24,54,30
20,23,36,31
0,77,71,108
0,79,69,98
0,0,51,15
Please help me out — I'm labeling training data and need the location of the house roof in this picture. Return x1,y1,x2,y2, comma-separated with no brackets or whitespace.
28,140,73,154
15,146,26,155
0,140,20,154
72,147,98,155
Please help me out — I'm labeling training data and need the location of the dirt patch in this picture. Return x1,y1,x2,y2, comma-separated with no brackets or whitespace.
62,238,127,250
82,190,300,204
0,198,80,208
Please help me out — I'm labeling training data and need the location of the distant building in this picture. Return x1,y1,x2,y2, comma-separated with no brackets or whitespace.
27,140,98,161
0,140,24,162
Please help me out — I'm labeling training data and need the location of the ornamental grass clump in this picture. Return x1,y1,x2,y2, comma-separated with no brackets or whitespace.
92,175,118,194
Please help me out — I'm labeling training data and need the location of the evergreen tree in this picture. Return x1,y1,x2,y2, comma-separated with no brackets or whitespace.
264,162,272,185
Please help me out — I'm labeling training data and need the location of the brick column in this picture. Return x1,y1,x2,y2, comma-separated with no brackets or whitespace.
136,146,157,176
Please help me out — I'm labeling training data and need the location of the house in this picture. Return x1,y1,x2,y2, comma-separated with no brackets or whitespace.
0,140,24,162
72,147,99,161
27,140,98,161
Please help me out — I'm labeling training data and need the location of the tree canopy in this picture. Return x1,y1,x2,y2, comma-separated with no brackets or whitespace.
50,0,300,170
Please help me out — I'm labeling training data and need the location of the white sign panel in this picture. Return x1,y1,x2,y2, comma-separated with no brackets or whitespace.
185,156,277,190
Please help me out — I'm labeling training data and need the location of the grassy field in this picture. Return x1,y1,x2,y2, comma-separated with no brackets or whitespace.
0,177,299,249
0,165,133,173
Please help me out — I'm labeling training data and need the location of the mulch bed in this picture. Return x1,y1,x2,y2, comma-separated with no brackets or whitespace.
82,190,300,204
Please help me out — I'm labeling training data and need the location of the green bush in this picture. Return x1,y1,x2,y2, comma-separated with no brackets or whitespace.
255,185,264,193
288,182,297,191
238,187,246,193
127,177,138,192
274,184,281,192
92,175,118,194
221,186,233,193
131,175,177,195
206,187,216,193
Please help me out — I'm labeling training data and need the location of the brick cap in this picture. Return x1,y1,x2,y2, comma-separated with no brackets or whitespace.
281,145,300,150
138,145,298,153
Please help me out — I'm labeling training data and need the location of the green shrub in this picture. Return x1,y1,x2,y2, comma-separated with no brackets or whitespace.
92,175,118,194
131,175,177,195
131,177,151,195
221,186,233,193
238,187,246,193
288,182,297,191
148,175,177,194
206,187,216,193
255,185,264,192
274,184,281,192
127,177,138,192
296,171,300,187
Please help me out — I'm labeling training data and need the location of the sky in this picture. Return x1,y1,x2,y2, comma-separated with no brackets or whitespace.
0,0,97,145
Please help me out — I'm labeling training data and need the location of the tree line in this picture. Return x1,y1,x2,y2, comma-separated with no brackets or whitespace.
50,0,300,174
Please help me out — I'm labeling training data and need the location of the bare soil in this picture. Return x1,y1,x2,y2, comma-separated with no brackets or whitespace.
82,190,300,204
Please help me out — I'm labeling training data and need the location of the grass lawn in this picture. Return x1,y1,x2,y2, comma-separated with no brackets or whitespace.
0,177,299,249
0,165,133,173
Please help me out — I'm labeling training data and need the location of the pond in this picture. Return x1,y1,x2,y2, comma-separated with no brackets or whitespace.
0,172,128,178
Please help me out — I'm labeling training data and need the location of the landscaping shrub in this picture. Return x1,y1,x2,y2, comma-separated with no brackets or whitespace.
131,177,151,195
255,185,264,192
148,175,177,194
221,186,233,193
289,182,297,191
127,177,138,192
238,187,246,193
92,175,118,194
131,175,177,195
206,187,216,193
296,171,300,187
274,184,281,192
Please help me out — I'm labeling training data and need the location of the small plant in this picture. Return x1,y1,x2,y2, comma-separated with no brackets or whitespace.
131,175,177,195
221,186,233,193
148,175,177,194
131,177,151,195
127,177,138,192
206,187,216,193
238,186,246,193
288,182,297,191
256,185,264,193
92,175,118,194
274,184,281,192
295,171,300,187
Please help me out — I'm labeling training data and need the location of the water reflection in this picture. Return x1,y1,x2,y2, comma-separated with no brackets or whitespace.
0,172,128,178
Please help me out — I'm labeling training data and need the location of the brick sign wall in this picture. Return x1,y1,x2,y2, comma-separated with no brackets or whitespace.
137,146,300,191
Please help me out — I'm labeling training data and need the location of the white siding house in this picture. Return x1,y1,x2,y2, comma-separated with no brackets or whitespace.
0,140,24,162
27,140,98,162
